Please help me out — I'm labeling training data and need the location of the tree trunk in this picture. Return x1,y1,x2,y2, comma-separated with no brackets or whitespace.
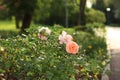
78,0,87,25
21,12,32,32
15,15,20,29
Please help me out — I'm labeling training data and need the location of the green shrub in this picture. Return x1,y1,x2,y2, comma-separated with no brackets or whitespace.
86,22,105,28
74,22,106,36
0,25,109,80
86,8,106,23
73,31,109,79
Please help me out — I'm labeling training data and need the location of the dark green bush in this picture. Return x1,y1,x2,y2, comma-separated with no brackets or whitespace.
74,22,106,36
86,8,106,23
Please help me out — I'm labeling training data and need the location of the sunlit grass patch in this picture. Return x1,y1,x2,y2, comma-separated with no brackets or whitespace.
0,20,19,38
0,20,17,31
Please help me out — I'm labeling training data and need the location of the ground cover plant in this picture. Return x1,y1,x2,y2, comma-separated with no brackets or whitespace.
0,25,109,80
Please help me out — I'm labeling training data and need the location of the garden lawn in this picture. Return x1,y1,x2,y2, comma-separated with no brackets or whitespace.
0,20,19,38
0,20,17,30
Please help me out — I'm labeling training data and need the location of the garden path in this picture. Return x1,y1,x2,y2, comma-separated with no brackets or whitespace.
102,26,120,80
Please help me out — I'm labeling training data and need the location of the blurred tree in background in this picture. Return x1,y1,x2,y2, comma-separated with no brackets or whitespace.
34,0,67,26
92,0,120,24
33,0,79,27
0,0,109,29
0,1,8,20
92,0,106,12
86,8,106,23
1,0,37,31
1,0,80,28
109,0,120,18
78,0,87,25
92,0,107,24
108,0,120,23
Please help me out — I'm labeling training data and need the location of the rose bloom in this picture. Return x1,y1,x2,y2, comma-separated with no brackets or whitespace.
59,31,73,44
66,41,79,54
59,35,65,44
38,27,51,40
38,27,51,35
66,34,73,43
38,33,47,40
45,27,51,35
38,27,45,32
59,31,67,44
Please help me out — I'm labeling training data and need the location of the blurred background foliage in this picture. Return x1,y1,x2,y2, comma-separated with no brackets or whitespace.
0,0,120,29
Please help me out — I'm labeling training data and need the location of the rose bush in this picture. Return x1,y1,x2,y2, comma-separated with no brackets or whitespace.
0,25,109,80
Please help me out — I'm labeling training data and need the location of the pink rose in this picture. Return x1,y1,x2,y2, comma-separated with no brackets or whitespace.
38,27,45,32
59,31,73,44
38,27,51,35
45,27,51,35
66,41,79,54
38,27,51,40
66,34,73,43
38,33,47,40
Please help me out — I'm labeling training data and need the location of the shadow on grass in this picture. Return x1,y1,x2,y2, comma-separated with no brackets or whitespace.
0,30,19,39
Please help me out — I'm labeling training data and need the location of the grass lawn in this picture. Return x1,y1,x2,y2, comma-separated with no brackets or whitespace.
0,20,19,38
0,20,17,30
